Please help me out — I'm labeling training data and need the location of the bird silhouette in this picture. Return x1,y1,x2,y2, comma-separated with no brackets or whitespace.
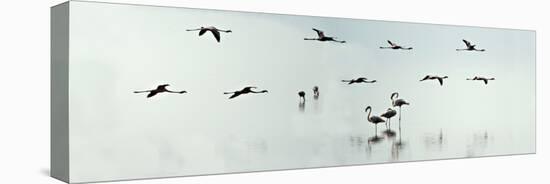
380,40,413,50
467,76,495,85
380,108,397,129
312,86,319,100
186,26,232,42
365,106,386,135
224,86,268,99
420,75,448,86
456,39,485,52
391,92,410,121
134,84,187,98
341,77,376,85
304,28,346,43
298,91,306,102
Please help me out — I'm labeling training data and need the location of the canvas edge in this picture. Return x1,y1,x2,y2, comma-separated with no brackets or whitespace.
51,1,71,183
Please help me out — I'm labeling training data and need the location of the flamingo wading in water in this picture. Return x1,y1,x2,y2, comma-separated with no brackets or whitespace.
391,92,410,121
380,108,397,129
134,84,187,98
313,86,319,100
304,28,346,43
420,75,448,86
186,26,232,43
456,39,485,52
341,77,376,85
380,40,413,50
298,91,306,103
224,86,268,99
467,76,495,85
365,106,386,135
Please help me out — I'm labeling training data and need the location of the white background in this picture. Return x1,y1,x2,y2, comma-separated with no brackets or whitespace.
0,0,546,183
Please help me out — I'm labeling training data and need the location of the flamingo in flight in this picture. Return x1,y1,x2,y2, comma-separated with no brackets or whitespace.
420,75,448,86
312,86,319,99
298,91,306,103
304,28,346,43
391,92,410,121
380,108,397,129
456,39,485,52
134,84,187,98
365,106,386,135
224,86,268,99
186,26,232,43
467,76,495,85
380,40,413,50
341,77,376,85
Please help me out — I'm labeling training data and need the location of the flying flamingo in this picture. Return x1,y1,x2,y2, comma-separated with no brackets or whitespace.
380,40,413,50
298,91,306,103
456,39,485,52
420,75,448,86
134,84,187,98
467,76,495,85
313,86,319,99
223,86,268,99
390,92,410,121
380,108,397,129
341,77,377,85
304,28,346,43
186,26,232,43
365,106,386,135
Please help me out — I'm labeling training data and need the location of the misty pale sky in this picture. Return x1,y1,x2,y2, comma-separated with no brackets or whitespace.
66,1,535,182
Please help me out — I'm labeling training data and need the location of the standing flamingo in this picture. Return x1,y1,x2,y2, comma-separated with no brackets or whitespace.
312,86,319,100
304,28,346,43
186,26,232,43
390,92,410,121
223,86,268,99
467,76,495,85
134,84,187,98
365,106,386,135
380,40,413,50
420,75,448,86
380,108,397,129
456,39,485,52
341,77,377,85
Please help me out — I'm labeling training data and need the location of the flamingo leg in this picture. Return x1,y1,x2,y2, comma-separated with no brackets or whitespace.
399,107,402,121
398,107,402,133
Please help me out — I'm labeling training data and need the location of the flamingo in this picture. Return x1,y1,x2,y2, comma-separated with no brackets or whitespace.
186,26,232,43
134,84,187,98
298,91,306,103
223,86,268,99
341,77,376,85
365,106,386,135
390,92,410,121
312,86,319,99
420,75,448,86
304,28,346,43
380,40,413,50
456,39,485,52
380,108,397,129
467,76,495,85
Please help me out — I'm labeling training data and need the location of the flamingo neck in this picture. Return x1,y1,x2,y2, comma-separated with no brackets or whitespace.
367,108,372,120
391,93,399,104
